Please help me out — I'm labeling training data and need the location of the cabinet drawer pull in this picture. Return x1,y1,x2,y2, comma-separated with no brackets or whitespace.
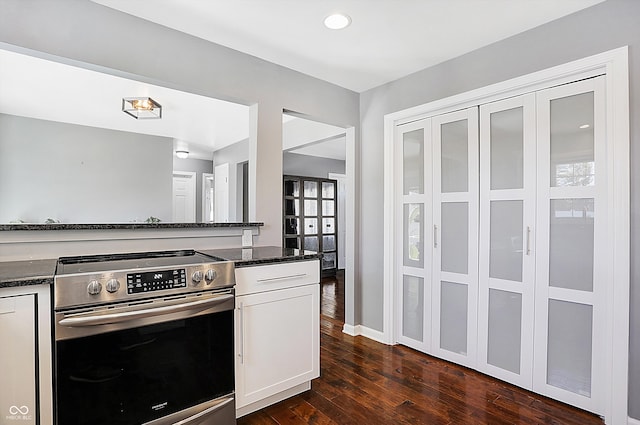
256,273,307,283
238,302,244,364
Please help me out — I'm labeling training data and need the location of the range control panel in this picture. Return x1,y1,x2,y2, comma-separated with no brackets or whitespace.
127,269,187,294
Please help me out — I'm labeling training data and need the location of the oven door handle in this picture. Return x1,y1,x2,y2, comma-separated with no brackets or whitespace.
58,294,234,327
172,396,234,425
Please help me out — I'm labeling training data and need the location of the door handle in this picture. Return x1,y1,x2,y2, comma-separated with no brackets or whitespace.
238,302,245,364
434,225,438,248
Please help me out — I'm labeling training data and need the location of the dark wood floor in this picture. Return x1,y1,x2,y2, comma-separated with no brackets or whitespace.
237,271,603,425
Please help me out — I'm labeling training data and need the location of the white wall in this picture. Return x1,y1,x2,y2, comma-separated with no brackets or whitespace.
283,152,345,178
0,113,172,223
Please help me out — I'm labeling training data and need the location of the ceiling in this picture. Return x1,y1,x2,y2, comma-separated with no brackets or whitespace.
93,0,604,93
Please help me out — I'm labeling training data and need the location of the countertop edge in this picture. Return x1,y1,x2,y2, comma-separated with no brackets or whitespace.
0,247,321,289
0,222,264,231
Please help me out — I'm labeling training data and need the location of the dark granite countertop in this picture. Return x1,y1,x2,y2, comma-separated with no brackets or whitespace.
0,246,319,289
198,246,322,268
0,222,263,231
0,259,58,288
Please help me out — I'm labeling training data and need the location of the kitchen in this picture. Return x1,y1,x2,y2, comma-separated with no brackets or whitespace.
0,0,639,424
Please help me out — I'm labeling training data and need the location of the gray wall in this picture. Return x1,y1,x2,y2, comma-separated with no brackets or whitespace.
359,0,640,417
172,157,214,222
0,113,172,223
0,0,360,247
283,152,346,178
213,139,249,221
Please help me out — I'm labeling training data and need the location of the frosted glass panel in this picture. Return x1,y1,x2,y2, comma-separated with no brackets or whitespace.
403,129,424,195
440,281,468,354
285,199,299,216
304,180,318,197
304,218,317,235
491,107,524,190
547,300,592,396
304,236,318,251
284,218,299,235
323,235,336,251
304,199,317,216
323,218,335,233
441,202,468,274
322,200,335,216
549,199,594,291
441,120,468,193
550,92,595,187
402,275,424,341
490,200,523,282
284,180,299,197
488,289,522,374
322,182,335,198
403,204,424,268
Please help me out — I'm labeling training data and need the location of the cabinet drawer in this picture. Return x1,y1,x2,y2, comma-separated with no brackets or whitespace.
234,260,319,296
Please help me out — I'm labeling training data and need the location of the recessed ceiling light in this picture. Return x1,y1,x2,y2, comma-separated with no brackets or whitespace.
579,124,590,129
324,13,351,30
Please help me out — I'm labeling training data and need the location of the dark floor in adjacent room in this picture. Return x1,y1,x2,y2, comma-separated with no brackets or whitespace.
237,270,603,425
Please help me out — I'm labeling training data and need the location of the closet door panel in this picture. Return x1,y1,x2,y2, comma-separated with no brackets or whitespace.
396,119,432,353
432,108,478,368
533,76,606,414
478,94,536,388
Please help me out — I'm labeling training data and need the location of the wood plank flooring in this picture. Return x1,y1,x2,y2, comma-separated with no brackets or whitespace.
237,271,603,425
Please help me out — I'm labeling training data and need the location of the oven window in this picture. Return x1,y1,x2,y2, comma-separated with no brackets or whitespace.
55,311,233,425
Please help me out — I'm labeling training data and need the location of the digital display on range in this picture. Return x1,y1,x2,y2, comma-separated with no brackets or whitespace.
127,268,187,294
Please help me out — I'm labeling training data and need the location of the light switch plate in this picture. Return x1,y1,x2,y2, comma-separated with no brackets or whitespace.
241,229,253,247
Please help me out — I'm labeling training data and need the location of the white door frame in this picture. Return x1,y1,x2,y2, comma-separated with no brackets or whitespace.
328,172,346,270
383,47,629,425
202,173,214,222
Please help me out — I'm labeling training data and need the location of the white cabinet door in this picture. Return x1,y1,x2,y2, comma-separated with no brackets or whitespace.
477,94,537,389
533,76,606,414
431,108,479,368
0,294,37,425
235,283,320,409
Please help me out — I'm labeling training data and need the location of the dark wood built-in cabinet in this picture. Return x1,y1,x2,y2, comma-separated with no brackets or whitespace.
283,176,337,276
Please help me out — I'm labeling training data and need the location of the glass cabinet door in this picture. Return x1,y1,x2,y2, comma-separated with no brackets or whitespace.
478,94,536,388
431,107,478,368
533,76,605,415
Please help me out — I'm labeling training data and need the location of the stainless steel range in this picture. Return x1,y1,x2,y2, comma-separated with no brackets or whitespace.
53,250,236,425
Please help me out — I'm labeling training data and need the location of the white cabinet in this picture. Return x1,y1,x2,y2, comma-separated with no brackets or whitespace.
0,285,52,425
234,260,320,417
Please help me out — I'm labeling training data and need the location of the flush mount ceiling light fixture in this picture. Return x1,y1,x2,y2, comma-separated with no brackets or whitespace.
175,150,189,159
324,13,351,30
122,97,162,119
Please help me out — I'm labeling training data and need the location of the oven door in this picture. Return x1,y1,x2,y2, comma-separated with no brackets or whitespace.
54,291,235,425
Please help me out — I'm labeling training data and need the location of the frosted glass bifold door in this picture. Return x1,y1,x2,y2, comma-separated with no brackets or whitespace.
478,94,536,389
395,108,478,367
394,76,607,416
532,76,606,414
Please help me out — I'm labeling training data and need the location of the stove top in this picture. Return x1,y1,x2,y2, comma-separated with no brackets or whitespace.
54,250,235,310
56,250,224,275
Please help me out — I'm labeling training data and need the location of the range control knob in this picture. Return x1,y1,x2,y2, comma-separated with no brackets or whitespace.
87,280,102,295
106,278,120,293
192,270,204,284
204,269,217,284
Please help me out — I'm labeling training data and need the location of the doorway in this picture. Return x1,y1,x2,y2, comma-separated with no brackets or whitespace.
172,171,196,222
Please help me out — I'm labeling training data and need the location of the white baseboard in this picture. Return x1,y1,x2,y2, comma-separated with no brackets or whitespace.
342,324,390,345
628,416,640,425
